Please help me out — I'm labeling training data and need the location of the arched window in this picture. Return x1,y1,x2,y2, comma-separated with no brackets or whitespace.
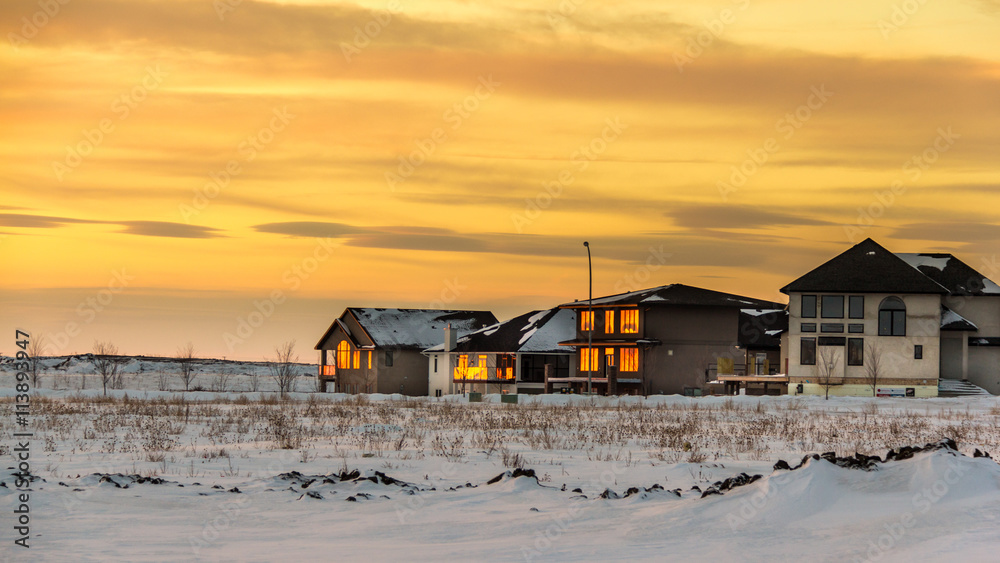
878,297,906,336
336,340,351,369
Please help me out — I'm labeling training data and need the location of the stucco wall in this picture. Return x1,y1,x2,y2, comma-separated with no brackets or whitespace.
786,292,941,386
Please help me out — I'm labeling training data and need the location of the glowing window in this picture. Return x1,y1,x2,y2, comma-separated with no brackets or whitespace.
353,350,360,369
604,310,614,334
605,348,615,367
581,311,594,331
336,341,351,369
580,347,599,372
620,348,638,371
620,309,638,333
367,351,372,369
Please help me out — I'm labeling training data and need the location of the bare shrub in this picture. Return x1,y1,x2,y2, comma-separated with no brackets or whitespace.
27,336,47,387
176,342,196,391
93,341,127,396
269,340,299,396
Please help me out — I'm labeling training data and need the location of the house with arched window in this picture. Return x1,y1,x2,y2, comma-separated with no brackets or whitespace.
314,308,497,395
782,238,1000,397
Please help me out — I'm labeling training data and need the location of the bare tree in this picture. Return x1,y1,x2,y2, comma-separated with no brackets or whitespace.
26,336,47,388
268,340,299,396
93,340,126,396
816,346,841,401
864,342,883,397
176,342,196,391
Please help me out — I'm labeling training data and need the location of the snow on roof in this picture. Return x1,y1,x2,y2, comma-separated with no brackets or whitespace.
941,306,978,331
741,308,786,317
349,308,497,349
426,308,576,354
896,253,951,272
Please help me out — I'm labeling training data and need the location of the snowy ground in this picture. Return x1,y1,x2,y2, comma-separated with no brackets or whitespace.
2,364,1000,561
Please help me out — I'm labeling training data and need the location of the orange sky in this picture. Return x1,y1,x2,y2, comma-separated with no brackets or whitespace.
3,0,999,360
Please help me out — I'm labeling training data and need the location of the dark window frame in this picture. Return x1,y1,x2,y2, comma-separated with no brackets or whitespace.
914,345,923,360
801,323,817,333
384,350,394,367
878,297,906,336
848,338,864,366
801,295,817,319
800,338,816,365
821,295,845,319
849,296,865,319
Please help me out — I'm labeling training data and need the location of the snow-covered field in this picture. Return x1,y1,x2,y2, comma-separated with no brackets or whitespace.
3,360,1000,562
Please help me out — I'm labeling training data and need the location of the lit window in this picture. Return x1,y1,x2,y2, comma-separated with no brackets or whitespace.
620,309,638,333
581,311,594,331
605,348,615,367
580,348,598,371
604,310,614,334
353,350,360,369
368,351,372,369
620,348,638,371
336,341,351,369
458,355,468,369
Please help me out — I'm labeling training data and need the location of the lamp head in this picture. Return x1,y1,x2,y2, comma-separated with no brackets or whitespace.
583,241,589,247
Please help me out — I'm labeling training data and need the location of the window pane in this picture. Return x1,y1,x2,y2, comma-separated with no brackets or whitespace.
892,311,906,336
821,295,844,318
878,311,892,336
800,338,816,365
604,310,614,334
848,338,863,366
620,309,638,333
849,296,864,319
581,311,593,331
801,295,817,318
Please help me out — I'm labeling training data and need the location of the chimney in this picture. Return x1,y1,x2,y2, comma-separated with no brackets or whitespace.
444,323,456,352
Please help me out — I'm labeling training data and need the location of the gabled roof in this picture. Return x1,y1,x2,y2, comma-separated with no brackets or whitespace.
738,309,789,350
315,308,497,350
896,253,1000,296
425,308,576,354
560,283,784,309
781,238,949,295
941,306,978,331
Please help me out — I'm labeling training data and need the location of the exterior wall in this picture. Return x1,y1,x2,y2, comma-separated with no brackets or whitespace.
940,335,963,379
789,383,938,398
375,349,429,396
642,306,740,395
943,294,1000,394
786,292,940,395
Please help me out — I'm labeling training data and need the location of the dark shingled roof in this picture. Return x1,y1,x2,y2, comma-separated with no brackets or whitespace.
425,308,575,354
896,253,1000,296
738,309,789,350
560,283,785,309
781,239,949,295
315,308,497,350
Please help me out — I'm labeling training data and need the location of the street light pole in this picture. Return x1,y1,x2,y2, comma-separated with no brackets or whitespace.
583,241,592,395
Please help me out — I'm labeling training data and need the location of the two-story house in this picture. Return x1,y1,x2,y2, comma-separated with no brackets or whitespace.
314,308,497,395
556,284,786,395
423,307,576,396
781,238,1000,397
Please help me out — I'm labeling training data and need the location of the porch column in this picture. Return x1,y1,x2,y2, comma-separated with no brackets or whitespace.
961,333,969,380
